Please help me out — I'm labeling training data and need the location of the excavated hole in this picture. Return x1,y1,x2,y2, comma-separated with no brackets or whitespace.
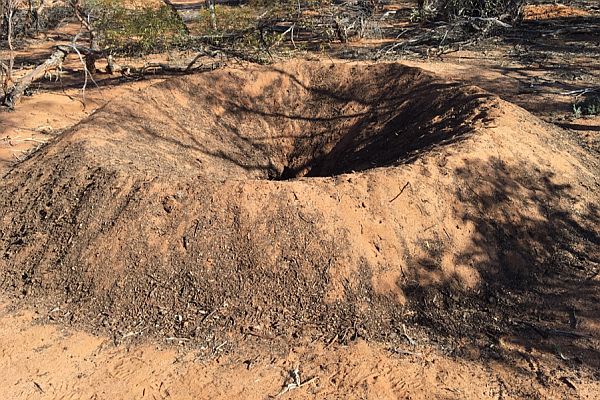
59,63,495,182
176,63,496,182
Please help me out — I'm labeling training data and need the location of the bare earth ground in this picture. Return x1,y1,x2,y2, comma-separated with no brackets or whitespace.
2,297,600,400
0,3,599,400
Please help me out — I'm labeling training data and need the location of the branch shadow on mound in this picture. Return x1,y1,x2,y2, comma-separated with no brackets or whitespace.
204,65,496,179
85,63,496,181
402,156,600,372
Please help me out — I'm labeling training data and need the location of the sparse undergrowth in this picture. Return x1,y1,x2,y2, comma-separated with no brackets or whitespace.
188,5,258,36
574,93,600,117
86,0,189,54
413,0,524,22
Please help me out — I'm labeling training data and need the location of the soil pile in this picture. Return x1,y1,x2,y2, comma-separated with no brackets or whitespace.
0,61,598,357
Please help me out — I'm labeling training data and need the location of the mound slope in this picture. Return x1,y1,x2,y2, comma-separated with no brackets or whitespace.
0,62,598,358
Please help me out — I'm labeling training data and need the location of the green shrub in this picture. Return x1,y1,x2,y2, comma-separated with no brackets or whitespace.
188,5,257,36
573,94,600,117
88,0,188,54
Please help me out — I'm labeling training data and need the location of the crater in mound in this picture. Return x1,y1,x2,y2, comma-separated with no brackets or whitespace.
64,62,493,181
0,61,500,342
5,61,593,353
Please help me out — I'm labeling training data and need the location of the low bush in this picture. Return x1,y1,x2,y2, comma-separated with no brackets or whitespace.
416,0,524,21
87,0,188,54
573,94,600,117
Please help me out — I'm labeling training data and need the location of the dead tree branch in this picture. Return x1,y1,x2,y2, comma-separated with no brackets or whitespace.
1,46,68,108
106,55,224,77
1,44,104,108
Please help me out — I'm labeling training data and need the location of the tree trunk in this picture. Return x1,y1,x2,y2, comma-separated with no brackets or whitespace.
208,0,216,30
5,0,15,92
69,0,101,74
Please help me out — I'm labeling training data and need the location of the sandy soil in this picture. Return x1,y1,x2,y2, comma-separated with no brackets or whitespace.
2,296,599,400
0,3,599,399
0,81,160,172
0,21,165,173
1,59,599,400
522,4,591,20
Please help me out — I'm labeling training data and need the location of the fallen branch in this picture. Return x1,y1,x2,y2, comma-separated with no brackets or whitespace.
106,58,225,77
401,324,417,346
3,137,48,144
1,47,68,109
469,17,512,29
390,347,422,356
1,43,107,109
1,43,228,108
561,88,599,97
275,367,317,397
519,320,590,339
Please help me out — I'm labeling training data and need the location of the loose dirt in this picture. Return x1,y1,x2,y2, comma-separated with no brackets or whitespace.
3,296,600,400
522,4,591,20
0,79,161,172
1,59,599,398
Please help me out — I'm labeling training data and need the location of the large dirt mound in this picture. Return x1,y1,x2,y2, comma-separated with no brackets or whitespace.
1,61,598,358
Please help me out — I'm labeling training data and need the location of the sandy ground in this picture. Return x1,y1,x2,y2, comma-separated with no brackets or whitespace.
2,296,599,400
0,72,163,173
2,53,597,176
1,59,598,400
0,3,598,399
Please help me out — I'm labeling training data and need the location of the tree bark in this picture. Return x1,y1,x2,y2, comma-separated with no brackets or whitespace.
3,0,16,93
67,0,100,74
